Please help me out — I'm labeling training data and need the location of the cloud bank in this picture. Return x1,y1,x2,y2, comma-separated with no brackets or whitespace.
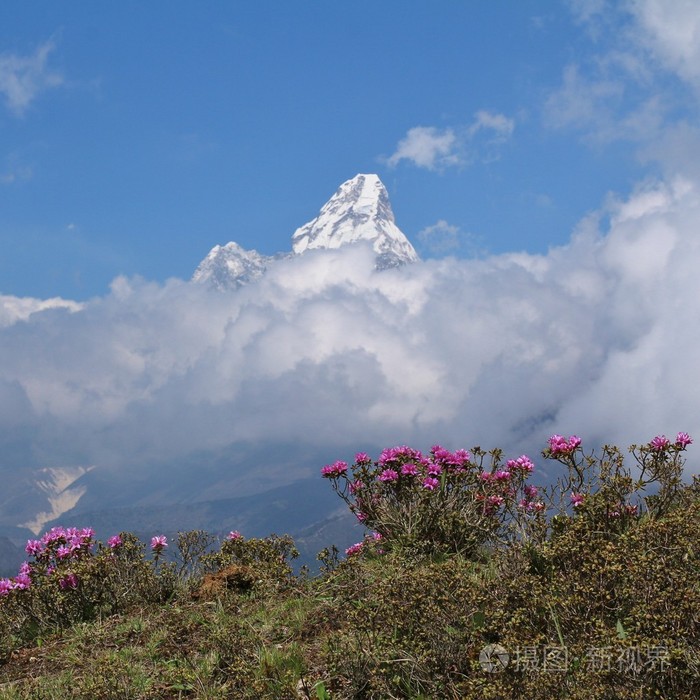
1,173,699,498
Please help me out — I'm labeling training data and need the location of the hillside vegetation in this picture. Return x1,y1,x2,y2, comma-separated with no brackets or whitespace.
0,434,699,699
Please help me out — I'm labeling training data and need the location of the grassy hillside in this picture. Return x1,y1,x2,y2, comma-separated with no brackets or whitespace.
0,436,699,699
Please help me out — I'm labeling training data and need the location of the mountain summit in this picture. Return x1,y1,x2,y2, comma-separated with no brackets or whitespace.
291,174,418,269
193,174,418,289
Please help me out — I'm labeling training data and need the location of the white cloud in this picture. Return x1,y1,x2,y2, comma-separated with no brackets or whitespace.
417,220,461,253
0,40,64,116
468,110,515,140
548,1,700,147
0,295,82,328
416,220,486,258
386,126,459,170
1,172,700,515
386,111,515,170
630,0,700,89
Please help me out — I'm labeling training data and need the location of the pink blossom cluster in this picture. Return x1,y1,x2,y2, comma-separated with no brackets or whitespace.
320,460,348,478
506,455,535,474
107,534,123,549
345,532,383,558
345,541,364,556
650,432,693,451
479,455,534,485
650,435,670,451
518,484,545,513
431,445,472,472
548,435,582,456
378,445,423,467
25,526,95,561
59,573,79,590
675,432,693,448
0,562,32,596
475,452,543,516
1,526,99,597
372,444,475,491
227,530,243,541
378,468,399,483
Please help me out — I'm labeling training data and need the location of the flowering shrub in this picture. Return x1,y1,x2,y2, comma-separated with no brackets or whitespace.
0,528,179,657
322,444,544,557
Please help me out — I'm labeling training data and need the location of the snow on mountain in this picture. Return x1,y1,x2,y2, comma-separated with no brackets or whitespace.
193,174,418,288
291,173,419,269
19,466,93,535
191,242,272,290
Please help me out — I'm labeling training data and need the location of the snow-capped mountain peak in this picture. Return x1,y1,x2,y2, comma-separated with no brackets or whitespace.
192,241,271,290
291,173,419,268
192,173,418,289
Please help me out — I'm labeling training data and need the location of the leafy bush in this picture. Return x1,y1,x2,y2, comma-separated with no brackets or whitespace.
321,444,545,558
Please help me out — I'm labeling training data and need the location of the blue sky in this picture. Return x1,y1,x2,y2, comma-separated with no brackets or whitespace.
2,1,700,533
0,0,683,299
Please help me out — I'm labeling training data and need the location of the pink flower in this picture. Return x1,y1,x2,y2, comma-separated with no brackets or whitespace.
56,545,72,560
478,471,493,482
431,446,472,471
483,494,505,515
426,462,443,477
227,530,243,541
453,449,471,464
378,445,422,466
371,532,383,541
378,469,399,483
59,573,79,590
506,455,535,474
675,432,693,449
401,463,418,476
345,542,364,556
548,435,581,456
422,476,439,491
25,539,43,556
650,435,670,451
321,460,348,478
348,479,365,495
42,527,67,545
354,452,372,465
150,535,168,552
12,573,31,590
494,470,511,482
570,492,585,508
523,484,539,500
0,579,12,596
107,535,123,549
